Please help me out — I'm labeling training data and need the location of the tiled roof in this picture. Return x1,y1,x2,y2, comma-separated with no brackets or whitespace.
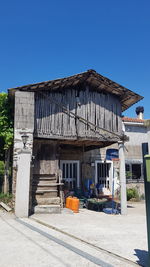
8,69,143,112
122,116,144,123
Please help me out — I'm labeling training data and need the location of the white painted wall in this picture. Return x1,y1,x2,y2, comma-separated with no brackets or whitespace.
124,123,148,160
15,150,32,217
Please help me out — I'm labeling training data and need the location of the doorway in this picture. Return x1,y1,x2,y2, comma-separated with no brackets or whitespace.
95,160,113,192
60,160,80,190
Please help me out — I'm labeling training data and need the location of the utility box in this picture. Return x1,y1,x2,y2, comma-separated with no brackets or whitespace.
145,155,150,182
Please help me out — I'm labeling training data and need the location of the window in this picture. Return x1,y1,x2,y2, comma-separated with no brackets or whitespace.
125,164,132,179
132,164,141,179
125,164,130,172
60,160,79,189
125,163,142,180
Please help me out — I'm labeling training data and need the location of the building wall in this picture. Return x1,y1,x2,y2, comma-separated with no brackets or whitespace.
126,183,145,197
124,123,147,160
85,121,148,197
34,87,122,140
12,88,123,209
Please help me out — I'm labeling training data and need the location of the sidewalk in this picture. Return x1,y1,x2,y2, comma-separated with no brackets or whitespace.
31,202,148,266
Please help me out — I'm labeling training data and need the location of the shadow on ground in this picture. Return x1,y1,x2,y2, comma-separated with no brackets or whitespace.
127,205,135,208
134,249,148,267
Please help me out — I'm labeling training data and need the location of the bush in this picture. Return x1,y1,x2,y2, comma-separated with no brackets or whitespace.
0,161,4,176
0,193,12,204
126,171,132,180
127,188,139,201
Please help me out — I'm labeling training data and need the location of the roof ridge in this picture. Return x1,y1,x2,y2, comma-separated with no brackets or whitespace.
8,70,93,91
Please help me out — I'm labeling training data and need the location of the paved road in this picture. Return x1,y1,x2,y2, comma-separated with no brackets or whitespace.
0,210,140,267
32,203,148,265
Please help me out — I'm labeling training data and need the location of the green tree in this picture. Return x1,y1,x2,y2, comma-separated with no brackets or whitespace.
0,92,14,193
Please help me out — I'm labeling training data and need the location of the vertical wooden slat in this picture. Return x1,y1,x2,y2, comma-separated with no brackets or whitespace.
34,88,122,138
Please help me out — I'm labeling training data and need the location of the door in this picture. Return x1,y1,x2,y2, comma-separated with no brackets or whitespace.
95,161,113,190
60,160,80,190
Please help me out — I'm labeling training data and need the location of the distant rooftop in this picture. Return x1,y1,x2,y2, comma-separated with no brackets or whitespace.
122,116,145,123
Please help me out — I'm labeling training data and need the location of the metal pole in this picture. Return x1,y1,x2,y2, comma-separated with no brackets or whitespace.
147,127,150,154
111,163,115,214
118,141,127,215
144,155,150,264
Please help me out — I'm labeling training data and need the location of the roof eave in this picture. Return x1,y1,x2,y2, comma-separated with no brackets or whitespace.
8,69,143,111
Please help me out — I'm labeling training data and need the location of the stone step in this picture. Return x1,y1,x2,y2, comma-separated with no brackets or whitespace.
35,197,61,205
34,173,56,177
35,191,58,198
33,185,57,190
34,205,61,214
36,189,58,194
33,174,57,180
36,183,63,187
34,177,57,181
32,182,57,188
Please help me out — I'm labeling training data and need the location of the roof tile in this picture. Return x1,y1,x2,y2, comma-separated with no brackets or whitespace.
122,116,144,123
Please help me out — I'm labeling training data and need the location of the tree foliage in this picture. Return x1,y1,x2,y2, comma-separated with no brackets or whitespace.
0,93,13,160
0,161,4,190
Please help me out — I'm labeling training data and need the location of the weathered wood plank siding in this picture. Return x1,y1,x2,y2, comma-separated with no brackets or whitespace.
34,87,122,139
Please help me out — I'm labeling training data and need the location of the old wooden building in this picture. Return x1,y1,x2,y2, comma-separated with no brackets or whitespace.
9,70,142,216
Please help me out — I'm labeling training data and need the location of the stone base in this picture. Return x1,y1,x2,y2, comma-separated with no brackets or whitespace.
34,205,61,214
35,197,61,205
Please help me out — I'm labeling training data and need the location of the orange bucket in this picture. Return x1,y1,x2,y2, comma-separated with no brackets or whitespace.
71,197,79,213
66,196,72,209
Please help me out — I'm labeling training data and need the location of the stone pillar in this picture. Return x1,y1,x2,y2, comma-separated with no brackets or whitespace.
15,150,32,217
118,141,127,215
12,91,34,215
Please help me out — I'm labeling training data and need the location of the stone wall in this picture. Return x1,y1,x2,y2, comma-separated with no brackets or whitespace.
126,182,145,198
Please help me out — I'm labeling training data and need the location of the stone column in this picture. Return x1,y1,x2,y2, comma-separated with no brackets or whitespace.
12,91,34,216
118,141,127,215
15,150,32,217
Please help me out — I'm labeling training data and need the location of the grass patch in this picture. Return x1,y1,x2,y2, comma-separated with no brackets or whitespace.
0,193,12,204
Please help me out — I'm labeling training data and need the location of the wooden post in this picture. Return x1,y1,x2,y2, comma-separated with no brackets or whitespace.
118,141,127,215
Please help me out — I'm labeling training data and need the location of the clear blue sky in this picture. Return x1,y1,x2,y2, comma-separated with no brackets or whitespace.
0,0,149,118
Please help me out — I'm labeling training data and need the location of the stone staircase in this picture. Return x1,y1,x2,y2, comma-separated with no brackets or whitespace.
32,174,63,214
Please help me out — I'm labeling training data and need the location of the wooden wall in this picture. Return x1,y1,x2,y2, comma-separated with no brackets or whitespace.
34,87,122,140
33,140,59,175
